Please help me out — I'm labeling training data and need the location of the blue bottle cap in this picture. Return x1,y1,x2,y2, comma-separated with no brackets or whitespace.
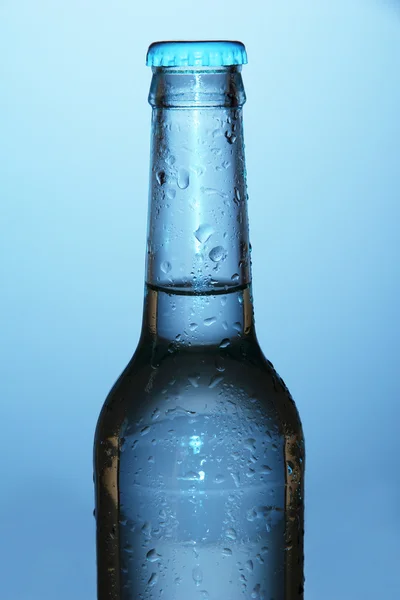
146,40,248,68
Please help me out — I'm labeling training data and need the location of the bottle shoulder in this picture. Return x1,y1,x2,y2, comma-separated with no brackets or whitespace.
95,339,303,445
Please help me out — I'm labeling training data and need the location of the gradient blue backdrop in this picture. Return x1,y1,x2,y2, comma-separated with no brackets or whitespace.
1,1,399,598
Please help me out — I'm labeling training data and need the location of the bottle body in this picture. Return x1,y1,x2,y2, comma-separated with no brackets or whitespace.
94,288,304,600
94,45,304,600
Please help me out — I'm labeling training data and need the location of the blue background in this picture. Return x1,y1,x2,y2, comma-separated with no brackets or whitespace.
1,1,399,598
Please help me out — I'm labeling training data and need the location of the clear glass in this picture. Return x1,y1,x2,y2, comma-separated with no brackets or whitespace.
94,65,305,600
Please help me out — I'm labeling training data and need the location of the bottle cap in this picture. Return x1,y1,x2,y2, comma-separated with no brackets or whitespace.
146,40,247,68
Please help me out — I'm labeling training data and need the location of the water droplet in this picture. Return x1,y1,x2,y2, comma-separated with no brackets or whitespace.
141,426,151,436
166,154,175,166
209,374,224,389
222,547,232,556
231,472,240,487
146,548,161,563
192,566,203,586
246,508,257,522
231,273,240,283
214,474,225,484
148,572,158,587
166,406,196,418
234,187,241,205
177,167,190,189
141,522,151,537
244,438,256,452
188,374,200,387
161,261,172,274
221,295,227,306
192,164,205,176
204,317,216,326
200,591,209,600
209,246,226,263
156,170,166,185
256,553,264,564
165,187,176,200
287,462,294,475
174,576,182,585
194,224,214,244
212,128,223,139
189,322,199,331
225,527,237,541
245,560,254,572
201,187,228,198
211,146,222,157
251,583,261,599
178,471,202,481
225,131,237,144
219,338,230,349
261,465,272,474
246,468,256,478
151,408,160,420
233,321,241,332
256,506,273,519
215,358,225,372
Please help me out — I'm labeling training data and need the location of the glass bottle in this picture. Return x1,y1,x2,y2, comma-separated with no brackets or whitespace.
94,40,305,600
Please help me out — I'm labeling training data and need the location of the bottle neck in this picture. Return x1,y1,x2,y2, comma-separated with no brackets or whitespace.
142,67,254,345
142,283,254,347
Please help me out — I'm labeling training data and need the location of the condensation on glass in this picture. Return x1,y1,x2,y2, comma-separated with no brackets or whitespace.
94,46,305,600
